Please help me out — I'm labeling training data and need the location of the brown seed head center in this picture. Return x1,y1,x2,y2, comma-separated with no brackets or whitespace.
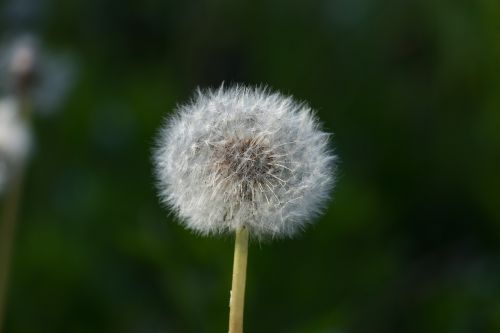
213,138,277,200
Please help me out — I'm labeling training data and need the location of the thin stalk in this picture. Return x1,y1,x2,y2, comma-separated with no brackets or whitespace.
0,96,31,333
228,227,249,333
0,166,25,333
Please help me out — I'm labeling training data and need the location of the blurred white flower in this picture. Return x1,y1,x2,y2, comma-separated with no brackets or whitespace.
0,34,76,115
0,97,31,193
0,35,38,92
154,85,336,238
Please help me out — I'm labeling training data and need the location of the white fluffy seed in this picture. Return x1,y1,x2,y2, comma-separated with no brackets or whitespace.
154,85,336,239
0,98,31,193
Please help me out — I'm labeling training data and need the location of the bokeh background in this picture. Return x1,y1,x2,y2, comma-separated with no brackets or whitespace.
1,0,500,332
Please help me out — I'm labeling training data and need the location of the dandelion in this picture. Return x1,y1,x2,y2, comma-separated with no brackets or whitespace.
0,35,76,115
0,98,31,194
153,85,336,332
0,35,37,333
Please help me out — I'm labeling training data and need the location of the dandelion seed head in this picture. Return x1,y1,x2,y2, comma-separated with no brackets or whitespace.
154,85,336,238
0,35,39,93
0,97,31,193
0,34,76,115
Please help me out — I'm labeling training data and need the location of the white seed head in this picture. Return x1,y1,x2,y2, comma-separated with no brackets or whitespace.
0,97,31,193
0,34,76,115
0,35,39,93
154,85,336,239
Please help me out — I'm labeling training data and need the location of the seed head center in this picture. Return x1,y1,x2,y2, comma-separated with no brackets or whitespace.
212,138,279,201
216,138,273,180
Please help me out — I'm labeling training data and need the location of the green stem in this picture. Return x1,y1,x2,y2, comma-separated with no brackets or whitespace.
0,167,25,333
0,94,31,333
228,227,249,333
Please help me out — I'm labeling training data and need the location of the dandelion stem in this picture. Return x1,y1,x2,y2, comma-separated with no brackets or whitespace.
0,166,25,333
228,227,249,333
0,93,31,333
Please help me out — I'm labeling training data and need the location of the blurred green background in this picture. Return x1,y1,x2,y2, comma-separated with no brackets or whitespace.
1,0,500,332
